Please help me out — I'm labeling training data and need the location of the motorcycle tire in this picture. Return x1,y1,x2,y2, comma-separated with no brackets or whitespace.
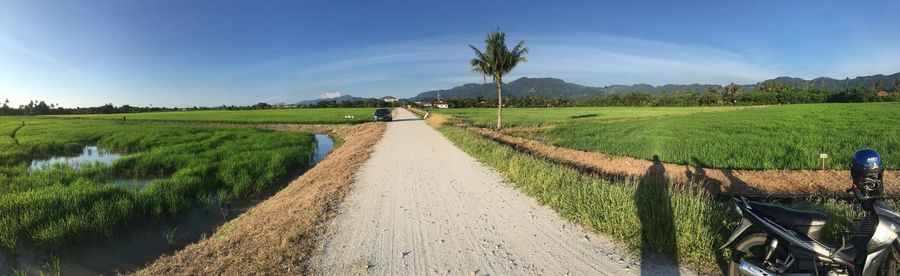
882,254,898,276
729,233,769,276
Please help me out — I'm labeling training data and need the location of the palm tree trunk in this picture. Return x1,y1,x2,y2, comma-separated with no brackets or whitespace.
496,77,503,130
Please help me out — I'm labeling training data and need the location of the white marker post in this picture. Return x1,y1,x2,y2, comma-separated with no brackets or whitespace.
820,153,828,170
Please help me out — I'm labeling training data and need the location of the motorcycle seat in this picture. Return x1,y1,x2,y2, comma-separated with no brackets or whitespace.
749,201,828,239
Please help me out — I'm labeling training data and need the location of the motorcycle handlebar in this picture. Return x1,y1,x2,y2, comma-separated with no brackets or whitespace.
849,187,882,202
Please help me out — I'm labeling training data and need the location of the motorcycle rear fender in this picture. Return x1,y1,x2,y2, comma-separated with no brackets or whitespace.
719,217,753,250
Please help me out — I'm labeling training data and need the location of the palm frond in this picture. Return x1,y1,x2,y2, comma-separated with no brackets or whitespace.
470,29,528,83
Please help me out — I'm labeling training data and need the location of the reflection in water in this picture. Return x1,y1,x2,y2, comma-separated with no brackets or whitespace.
312,134,334,162
2,135,336,275
29,146,121,170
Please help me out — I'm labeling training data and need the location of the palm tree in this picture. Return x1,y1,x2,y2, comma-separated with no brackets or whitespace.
469,29,528,130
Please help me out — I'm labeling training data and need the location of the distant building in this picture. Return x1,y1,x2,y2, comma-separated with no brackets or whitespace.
433,100,449,109
431,92,449,108
422,102,433,108
383,97,398,103
877,90,897,97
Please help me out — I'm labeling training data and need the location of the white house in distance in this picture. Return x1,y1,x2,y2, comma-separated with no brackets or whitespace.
433,100,449,109
383,96,398,103
430,92,449,108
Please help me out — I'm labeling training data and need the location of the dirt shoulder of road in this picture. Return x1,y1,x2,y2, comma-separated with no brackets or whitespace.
456,123,898,198
135,122,386,275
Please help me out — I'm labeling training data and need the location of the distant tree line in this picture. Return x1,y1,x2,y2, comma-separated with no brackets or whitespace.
441,96,575,108
0,97,407,116
0,99,306,116
425,85,900,108
579,86,898,107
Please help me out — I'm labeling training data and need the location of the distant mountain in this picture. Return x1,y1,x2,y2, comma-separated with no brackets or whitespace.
412,77,605,101
764,73,900,91
409,73,900,100
295,94,366,105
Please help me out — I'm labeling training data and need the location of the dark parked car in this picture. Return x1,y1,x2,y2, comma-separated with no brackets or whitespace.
373,108,392,121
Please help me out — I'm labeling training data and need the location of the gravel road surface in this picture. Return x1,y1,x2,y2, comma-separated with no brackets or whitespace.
312,108,692,275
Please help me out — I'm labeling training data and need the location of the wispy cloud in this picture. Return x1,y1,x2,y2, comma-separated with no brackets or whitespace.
821,44,900,79
0,34,77,73
236,32,785,101
520,33,781,85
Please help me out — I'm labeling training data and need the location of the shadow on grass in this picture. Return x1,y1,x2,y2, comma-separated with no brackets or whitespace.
685,157,745,274
636,155,680,275
569,113,599,119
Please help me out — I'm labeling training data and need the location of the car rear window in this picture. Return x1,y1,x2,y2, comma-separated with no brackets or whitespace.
375,109,391,115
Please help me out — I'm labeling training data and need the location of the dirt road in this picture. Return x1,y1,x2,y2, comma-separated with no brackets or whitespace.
312,109,690,275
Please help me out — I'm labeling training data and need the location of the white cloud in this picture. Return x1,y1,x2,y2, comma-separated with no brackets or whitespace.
320,92,342,99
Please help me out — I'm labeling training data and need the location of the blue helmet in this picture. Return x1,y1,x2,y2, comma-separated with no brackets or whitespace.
850,148,884,184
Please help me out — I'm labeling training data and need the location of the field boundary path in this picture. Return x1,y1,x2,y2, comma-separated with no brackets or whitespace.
311,109,691,275
460,124,899,198
10,121,24,144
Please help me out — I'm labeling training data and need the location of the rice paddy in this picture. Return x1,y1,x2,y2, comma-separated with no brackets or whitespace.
435,103,900,170
0,117,317,251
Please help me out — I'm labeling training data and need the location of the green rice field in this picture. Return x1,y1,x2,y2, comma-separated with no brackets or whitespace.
55,108,377,124
435,106,746,127
434,103,900,170
0,117,316,250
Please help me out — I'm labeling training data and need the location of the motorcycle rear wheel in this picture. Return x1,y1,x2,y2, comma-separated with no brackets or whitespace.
882,255,898,276
729,233,771,276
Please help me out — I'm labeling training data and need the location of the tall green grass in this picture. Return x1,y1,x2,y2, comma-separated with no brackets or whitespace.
439,125,885,272
434,106,745,127
50,108,376,124
0,118,315,251
437,103,900,170
551,103,900,170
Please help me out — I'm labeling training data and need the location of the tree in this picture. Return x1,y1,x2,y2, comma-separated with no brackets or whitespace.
725,82,740,95
469,29,528,130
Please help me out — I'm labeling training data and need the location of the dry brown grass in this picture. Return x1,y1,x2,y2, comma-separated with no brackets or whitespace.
467,126,899,198
135,122,386,275
259,123,357,135
425,113,449,129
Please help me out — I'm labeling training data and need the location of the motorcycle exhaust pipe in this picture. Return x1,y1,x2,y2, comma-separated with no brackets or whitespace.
738,259,777,276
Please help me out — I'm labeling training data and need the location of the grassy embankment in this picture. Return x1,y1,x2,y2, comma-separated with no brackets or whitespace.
54,108,377,124
439,125,883,272
0,117,316,251
435,103,900,170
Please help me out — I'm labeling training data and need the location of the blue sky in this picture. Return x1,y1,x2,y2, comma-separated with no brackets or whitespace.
1,0,898,107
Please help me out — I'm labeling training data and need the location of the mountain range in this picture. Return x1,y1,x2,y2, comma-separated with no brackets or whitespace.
409,72,900,101
295,94,367,105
